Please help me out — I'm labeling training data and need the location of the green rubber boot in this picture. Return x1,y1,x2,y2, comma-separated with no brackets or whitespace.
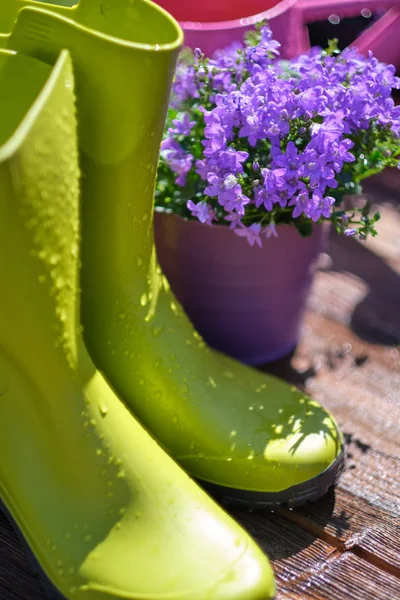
0,48,275,600
6,0,344,508
0,0,74,47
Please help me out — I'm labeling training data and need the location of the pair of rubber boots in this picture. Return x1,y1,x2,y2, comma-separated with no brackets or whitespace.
0,1,344,599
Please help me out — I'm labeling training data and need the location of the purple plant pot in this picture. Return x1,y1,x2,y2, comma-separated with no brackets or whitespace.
154,212,328,365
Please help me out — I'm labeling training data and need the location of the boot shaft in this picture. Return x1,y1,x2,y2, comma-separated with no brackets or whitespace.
7,1,182,346
0,50,81,376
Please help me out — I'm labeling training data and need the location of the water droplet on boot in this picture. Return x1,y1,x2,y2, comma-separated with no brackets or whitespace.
152,326,164,337
208,376,217,388
49,253,60,265
55,276,65,289
58,309,67,322
99,404,108,417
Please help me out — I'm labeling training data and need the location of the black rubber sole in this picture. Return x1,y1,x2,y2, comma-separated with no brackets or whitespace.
200,446,346,509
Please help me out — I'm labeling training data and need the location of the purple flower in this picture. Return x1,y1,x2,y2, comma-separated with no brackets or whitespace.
195,158,212,180
235,223,263,247
272,141,300,170
224,212,243,229
309,117,345,152
264,222,278,238
171,65,199,106
262,168,287,192
328,139,355,172
204,113,226,141
306,190,335,222
289,189,310,218
217,148,249,172
299,149,335,188
239,113,262,147
160,139,193,186
169,113,197,136
298,87,325,116
205,172,249,214
254,187,273,211
344,228,357,236
205,172,236,197
244,26,281,73
187,200,217,225
254,168,287,210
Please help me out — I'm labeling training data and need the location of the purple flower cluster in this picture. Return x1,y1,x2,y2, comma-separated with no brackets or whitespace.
156,25,400,245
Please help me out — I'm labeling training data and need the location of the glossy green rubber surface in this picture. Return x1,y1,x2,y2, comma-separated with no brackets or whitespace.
0,48,275,599
4,0,343,496
0,0,74,46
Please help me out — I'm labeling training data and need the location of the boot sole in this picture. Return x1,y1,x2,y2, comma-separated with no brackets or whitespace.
200,446,346,509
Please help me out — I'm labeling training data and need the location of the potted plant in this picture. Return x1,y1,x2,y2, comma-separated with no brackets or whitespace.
154,24,400,365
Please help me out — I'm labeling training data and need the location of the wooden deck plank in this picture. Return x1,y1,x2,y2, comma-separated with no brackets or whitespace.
233,508,400,599
261,173,400,585
265,311,400,573
0,513,45,599
277,553,400,600
232,509,339,596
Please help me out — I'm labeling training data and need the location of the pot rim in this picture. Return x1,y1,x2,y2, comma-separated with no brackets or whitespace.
178,0,297,32
154,209,331,241
155,208,299,232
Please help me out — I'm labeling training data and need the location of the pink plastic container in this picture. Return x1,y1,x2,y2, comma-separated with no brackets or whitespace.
155,0,400,67
156,0,300,58
154,212,327,365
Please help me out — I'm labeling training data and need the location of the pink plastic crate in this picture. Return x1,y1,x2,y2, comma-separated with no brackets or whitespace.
156,0,400,67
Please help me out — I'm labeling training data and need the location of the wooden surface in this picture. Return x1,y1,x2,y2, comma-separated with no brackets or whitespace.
1,170,399,599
